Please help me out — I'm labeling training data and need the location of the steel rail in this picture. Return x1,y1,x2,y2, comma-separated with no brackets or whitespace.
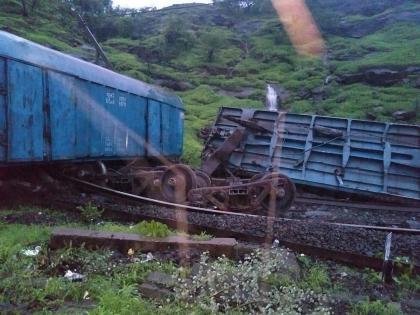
295,197,419,213
67,177,420,235
47,196,420,276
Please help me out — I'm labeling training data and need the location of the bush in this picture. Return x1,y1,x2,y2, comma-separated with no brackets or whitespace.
351,299,402,315
135,220,171,238
174,250,331,314
77,202,103,223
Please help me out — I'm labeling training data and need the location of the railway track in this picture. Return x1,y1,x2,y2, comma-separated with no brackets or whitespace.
295,196,419,213
67,176,420,235
22,176,414,272
45,180,420,276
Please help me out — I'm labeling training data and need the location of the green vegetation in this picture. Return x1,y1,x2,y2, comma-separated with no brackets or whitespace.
1,206,419,313
175,250,331,313
0,220,204,314
135,220,172,238
351,299,402,315
77,202,104,223
191,231,213,241
303,264,331,292
1,0,418,165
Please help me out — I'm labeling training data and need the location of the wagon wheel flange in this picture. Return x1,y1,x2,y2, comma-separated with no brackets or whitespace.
251,172,296,216
131,175,149,196
160,164,197,203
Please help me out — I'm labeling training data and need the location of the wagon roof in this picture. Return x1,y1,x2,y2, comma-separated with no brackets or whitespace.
0,31,183,109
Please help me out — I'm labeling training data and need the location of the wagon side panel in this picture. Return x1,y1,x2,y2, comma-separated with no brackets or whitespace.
7,60,44,161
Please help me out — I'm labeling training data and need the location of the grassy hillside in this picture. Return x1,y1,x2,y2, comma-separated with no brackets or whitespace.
0,0,419,165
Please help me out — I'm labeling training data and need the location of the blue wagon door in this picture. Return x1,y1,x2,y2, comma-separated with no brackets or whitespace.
147,100,161,157
7,61,44,161
0,58,6,161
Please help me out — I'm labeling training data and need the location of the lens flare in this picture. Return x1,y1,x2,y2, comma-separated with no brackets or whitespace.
271,0,325,56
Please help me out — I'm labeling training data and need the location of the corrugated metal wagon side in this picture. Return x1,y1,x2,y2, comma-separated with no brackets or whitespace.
204,107,420,201
0,31,184,165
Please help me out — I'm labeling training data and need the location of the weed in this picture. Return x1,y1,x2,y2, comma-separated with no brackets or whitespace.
191,231,213,241
77,202,103,223
135,220,172,238
296,253,313,269
303,264,331,292
175,250,330,313
351,299,402,315
363,268,382,286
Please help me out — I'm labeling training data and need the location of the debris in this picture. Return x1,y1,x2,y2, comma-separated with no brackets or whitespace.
392,110,416,121
146,272,175,287
139,283,172,300
64,270,85,282
127,248,134,257
406,220,420,229
272,239,280,248
22,246,41,257
141,252,154,263
83,291,90,300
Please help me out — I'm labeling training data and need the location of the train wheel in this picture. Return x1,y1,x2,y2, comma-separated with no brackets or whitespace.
252,172,296,216
160,164,197,203
195,170,211,188
131,176,148,196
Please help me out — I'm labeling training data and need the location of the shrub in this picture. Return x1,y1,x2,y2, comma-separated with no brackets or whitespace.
191,231,213,241
77,202,103,223
135,220,171,238
174,250,330,314
351,299,402,315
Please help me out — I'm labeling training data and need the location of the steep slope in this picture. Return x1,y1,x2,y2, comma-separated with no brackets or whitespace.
0,0,418,165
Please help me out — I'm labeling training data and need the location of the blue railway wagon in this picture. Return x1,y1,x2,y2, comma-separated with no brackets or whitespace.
0,31,184,165
206,107,420,201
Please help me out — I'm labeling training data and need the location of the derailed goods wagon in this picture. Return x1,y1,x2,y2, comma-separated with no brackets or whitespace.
0,31,294,216
203,107,420,202
0,31,184,165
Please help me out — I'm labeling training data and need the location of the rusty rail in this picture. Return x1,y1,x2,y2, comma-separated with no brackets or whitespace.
47,197,420,276
67,177,420,235
295,197,419,213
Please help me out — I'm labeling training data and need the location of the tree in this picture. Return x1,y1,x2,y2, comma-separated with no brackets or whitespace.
161,17,194,59
213,0,273,15
66,0,113,15
20,0,42,16
201,30,227,62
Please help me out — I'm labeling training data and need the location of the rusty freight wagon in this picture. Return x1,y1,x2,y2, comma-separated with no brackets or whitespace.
202,107,420,202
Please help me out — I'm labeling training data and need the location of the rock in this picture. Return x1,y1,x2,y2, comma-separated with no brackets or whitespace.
366,112,376,121
139,283,172,300
336,95,346,103
212,14,233,27
406,66,420,74
216,87,256,99
364,68,405,86
155,79,193,91
373,106,384,113
406,220,420,230
311,86,326,102
392,110,416,121
324,75,336,85
405,297,420,314
304,210,336,221
322,7,420,38
277,249,301,280
338,68,407,86
146,272,175,288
